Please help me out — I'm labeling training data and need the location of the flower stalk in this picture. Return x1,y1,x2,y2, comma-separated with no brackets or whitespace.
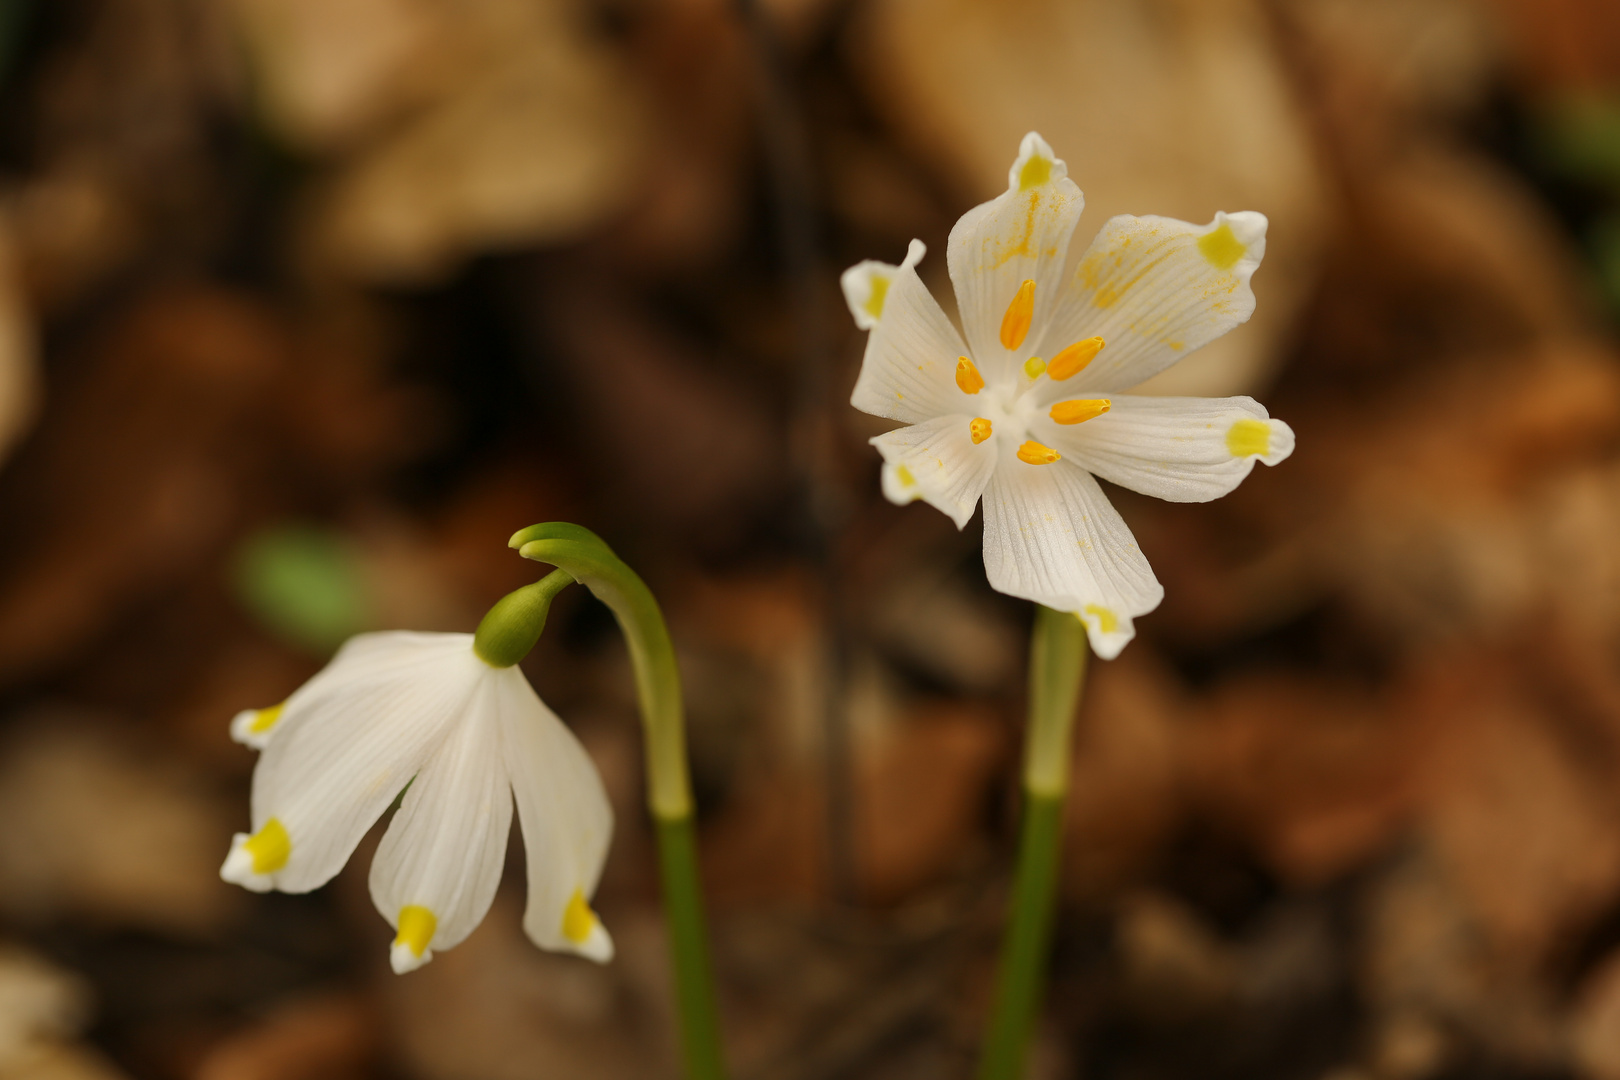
510,522,724,1080
977,604,1088,1080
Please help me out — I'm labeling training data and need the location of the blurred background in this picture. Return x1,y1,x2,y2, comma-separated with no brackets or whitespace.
0,0,1619,1077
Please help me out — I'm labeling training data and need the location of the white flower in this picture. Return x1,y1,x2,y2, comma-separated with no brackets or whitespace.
220,631,614,973
842,132,1295,659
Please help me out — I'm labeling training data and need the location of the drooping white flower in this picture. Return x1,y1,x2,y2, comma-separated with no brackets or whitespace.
221,631,614,973
843,133,1295,659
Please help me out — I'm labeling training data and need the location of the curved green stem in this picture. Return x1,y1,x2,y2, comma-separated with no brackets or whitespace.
977,604,1088,1080
511,523,724,1080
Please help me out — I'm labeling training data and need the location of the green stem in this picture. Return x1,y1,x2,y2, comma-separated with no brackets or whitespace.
977,605,1088,1080
511,523,724,1080
657,816,727,1080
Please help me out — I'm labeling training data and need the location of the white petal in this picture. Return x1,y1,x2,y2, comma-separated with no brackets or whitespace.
870,415,997,529
1035,211,1268,392
225,632,485,894
497,672,615,963
1033,395,1295,503
368,674,513,973
846,240,973,424
947,132,1085,385
981,461,1163,659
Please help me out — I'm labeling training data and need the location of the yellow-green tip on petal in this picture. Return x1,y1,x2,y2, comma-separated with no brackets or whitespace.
1198,222,1247,270
246,819,290,874
230,703,284,749
1018,154,1052,191
220,817,291,892
1226,418,1271,457
391,905,438,974
561,888,615,962
563,889,597,944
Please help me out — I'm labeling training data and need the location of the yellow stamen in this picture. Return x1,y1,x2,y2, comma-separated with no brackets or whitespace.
1226,418,1271,457
1018,155,1052,191
1050,398,1111,425
1048,337,1105,380
248,703,284,735
562,888,599,945
1198,223,1246,270
969,418,992,444
1023,356,1046,379
395,905,437,957
1016,440,1060,465
244,818,290,875
863,275,890,321
1000,279,1036,351
1083,604,1118,634
955,356,985,394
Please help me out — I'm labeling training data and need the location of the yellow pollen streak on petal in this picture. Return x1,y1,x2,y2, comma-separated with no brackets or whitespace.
1048,337,1104,380
395,905,437,957
955,356,985,394
1198,223,1247,270
896,464,916,488
1050,398,1111,425
969,417,992,444
999,279,1035,351
863,275,890,321
245,818,290,875
1023,356,1046,379
1018,155,1052,191
562,889,599,945
1016,440,1060,465
1226,418,1271,457
248,703,284,735
1083,604,1118,634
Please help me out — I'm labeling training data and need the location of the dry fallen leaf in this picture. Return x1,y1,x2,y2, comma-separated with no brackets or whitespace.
0,716,235,935
851,0,1330,396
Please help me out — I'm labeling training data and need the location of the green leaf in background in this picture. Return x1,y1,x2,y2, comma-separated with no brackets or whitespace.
1534,96,1620,191
231,524,371,655
1588,212,1620,316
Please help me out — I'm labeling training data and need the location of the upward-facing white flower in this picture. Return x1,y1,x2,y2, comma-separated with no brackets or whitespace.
221,631,613,973
843,133,1294,659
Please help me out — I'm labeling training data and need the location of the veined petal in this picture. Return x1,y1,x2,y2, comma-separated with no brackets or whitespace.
981,461,1163,659
498,673,615,963
221,632,483,895
846,240,972,424
1033,395,1294,503
1035,211,1268,393
368,675,513,974
947,132,1085,384
870,415,997,529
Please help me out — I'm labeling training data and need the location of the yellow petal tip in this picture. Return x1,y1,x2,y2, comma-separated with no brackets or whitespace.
1198,223,1246,270
244,818,290,875
1226,418,1271,457
1083,604,1118,634
395,905,438,958
562,889,599,945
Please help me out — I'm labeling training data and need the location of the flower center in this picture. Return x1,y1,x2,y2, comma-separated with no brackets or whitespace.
977,379,1039,449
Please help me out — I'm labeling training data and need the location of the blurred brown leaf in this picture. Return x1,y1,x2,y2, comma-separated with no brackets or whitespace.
851,0,1330,396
